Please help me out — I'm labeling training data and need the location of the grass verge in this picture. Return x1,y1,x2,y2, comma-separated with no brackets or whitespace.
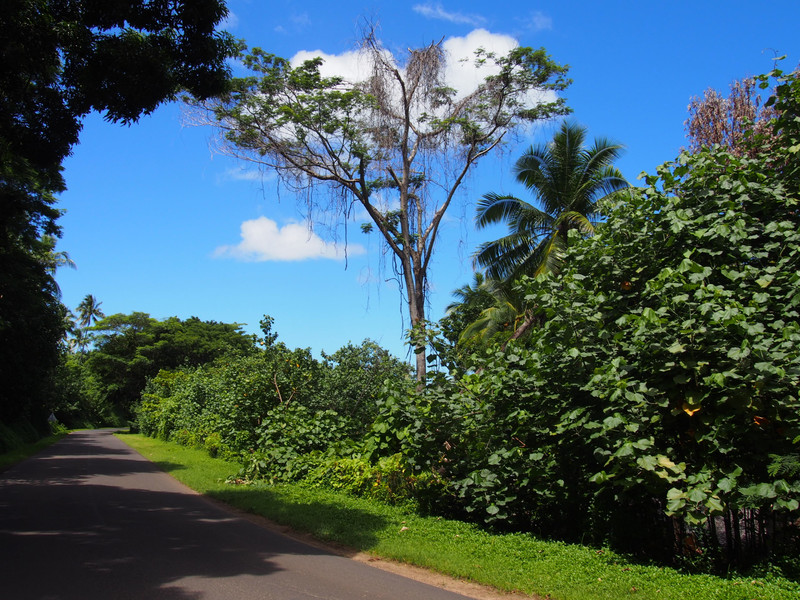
0,431,69,472
118,432,799,600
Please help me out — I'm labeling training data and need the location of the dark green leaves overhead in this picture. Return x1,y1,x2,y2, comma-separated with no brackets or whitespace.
1,1,235,428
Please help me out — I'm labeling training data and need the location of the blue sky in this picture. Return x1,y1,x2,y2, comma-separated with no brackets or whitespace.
56,1,799,360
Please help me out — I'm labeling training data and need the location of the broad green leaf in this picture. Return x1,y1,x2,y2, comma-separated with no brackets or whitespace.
666,498,685,514
687,488,707,503
666,487,685,500
589,471,610,484
705,496,725,513
777,499,799,511
667,341,685,354
717,478,735,493
637,455,658,471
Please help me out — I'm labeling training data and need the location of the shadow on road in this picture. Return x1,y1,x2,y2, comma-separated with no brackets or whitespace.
0,430,344,600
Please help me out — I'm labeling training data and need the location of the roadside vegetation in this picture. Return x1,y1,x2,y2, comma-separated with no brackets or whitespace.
129,64,800,581
7,64,794,590
0,424,69,472
120,432,800,600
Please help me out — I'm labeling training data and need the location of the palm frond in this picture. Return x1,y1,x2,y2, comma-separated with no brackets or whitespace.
476,119,628,281
476,193,526,227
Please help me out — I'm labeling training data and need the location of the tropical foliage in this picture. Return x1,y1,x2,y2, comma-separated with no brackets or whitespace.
451,276,531,349
76,294,105,328
136,333,413,489
130,67,800,574
52,313,258,426
404,64,800,567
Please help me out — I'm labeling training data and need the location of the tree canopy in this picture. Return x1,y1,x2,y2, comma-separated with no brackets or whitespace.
0,0,235,428
82,313,257,420
191,31,570,380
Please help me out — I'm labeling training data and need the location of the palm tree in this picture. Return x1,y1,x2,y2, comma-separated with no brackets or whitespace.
443,272,510,347
77,294,105,328
445,272,493,320
474,120,628,281
443,271,542,363
457,276,529,346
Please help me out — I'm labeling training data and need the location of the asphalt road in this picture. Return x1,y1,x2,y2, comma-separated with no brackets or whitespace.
0,430,474,600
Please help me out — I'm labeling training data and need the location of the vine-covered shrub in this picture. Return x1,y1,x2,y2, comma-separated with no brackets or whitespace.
317,340,412,434
138,346,325,454
237,404,354,482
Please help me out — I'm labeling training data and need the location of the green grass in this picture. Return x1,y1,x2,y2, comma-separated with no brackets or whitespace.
118,433,799,600
0,431,69,472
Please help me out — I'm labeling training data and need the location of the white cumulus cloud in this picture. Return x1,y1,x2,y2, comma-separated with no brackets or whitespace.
441,29,518,99
214,217,365,262
290,48,372,82
291,29,522,100
221,166,268,182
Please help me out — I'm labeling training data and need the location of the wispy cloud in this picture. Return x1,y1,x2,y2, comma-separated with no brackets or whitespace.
275,11,311,34
219,10,239,31
220,167,266,182
524,11,553,32
214,217,365,262
412,3,486,27
291,12,311,28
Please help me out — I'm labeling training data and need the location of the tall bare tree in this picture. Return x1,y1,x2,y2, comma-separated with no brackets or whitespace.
191,32,570,380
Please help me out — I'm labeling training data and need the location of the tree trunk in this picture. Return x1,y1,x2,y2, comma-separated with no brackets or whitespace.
501,309,538,351
409,283,427,384
400,246,428,383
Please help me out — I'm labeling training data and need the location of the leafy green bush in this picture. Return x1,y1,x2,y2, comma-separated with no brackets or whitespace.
303,452,444,508
381,66,800,567
236,404,355,481
317,340,412,434
136,341,327,455
136,336,412,490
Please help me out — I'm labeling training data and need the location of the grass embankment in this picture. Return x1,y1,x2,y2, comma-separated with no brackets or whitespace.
118,433,799,600
0,431,68,472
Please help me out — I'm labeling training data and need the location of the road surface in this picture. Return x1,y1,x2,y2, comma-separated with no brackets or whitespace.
0,429,476,599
